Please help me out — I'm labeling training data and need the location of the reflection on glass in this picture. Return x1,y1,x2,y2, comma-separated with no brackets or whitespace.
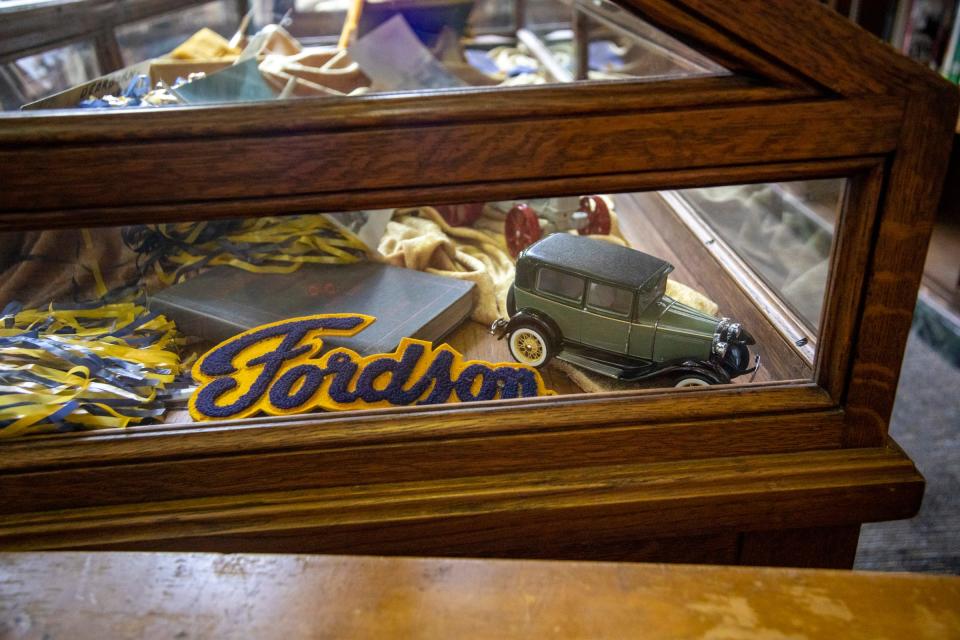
0,41,100,109
672,179,844,330
8,0,728,111
115,0,240,65
0,184,837,437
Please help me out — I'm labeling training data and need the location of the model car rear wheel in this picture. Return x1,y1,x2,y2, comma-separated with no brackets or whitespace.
508,324,553,367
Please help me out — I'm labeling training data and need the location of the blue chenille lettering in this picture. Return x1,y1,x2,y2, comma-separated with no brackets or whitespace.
454,363,491,402
354,342,423,404
493,367,540,399
324,352,360,404
269,363,325,410
194,316,364,418
412,350,458,405
191,314,552,420
453,364,540,401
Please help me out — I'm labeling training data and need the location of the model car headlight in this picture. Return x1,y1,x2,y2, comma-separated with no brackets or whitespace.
726,323,741,341
713,340,728,358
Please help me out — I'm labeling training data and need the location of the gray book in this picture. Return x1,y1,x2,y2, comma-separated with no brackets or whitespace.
148,262,475,354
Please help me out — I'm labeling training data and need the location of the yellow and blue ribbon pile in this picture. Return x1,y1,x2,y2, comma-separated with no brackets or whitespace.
0,301,189,438
122,215,369,286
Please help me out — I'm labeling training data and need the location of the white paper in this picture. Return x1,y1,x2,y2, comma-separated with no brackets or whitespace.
348,15,466,91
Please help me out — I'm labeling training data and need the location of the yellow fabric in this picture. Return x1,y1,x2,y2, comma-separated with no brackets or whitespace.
168,28,240,61
379,206,514,326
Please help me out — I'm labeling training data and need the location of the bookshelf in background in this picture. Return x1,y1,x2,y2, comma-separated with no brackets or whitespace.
824,0,960,83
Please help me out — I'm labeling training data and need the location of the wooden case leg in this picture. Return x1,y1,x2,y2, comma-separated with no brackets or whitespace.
738,525,861,569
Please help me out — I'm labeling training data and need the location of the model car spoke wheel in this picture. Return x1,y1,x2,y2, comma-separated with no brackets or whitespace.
508,326,550,367
506,204,542,257
578,196,611,236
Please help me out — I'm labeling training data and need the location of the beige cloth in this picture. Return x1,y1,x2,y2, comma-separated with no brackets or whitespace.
379,206,514,325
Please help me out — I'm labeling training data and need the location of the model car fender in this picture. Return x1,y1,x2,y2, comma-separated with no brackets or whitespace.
490,309,561,348
643,359,730,385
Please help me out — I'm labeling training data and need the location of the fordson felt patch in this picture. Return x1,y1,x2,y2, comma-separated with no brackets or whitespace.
189,313,554,421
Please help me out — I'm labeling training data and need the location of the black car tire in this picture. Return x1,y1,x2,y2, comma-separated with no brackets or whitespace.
507,322,554,368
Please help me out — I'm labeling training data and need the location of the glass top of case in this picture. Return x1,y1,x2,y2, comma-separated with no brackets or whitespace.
2,0,728,110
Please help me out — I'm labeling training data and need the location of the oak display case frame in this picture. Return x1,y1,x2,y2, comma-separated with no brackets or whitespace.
0,0,956,567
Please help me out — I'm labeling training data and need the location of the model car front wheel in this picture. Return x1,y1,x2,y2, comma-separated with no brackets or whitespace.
508,325,553,368
672,374,712,388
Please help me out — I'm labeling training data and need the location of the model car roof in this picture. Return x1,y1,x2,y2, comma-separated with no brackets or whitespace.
521,233,674,290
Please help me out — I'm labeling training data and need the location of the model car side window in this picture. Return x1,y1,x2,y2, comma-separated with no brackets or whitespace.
586,281,633,317
537,267,584,302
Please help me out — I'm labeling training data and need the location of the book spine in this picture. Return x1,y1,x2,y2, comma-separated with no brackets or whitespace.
942,4,960,82
891,0,914,50
900,0,917,53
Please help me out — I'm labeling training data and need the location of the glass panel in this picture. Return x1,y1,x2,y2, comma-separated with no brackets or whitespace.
0,180,844,438
538,267,585,301
521,0,724,80
671,179,844,330
9,0,728,111
0,41,100,110
115,1,241,66
586,281,632,316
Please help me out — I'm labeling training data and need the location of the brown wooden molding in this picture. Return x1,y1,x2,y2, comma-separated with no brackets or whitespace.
0,443,922,553
0,156,884,232
844,94,960,446
0,97,904,212
646,0,954,97
0,382,833,474
0,0,954,563
0,77,807,145
0,409,846,514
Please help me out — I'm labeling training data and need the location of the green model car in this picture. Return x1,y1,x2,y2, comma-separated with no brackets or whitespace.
490,233,759,386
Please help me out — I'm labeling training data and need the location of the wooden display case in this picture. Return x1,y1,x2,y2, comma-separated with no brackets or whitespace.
0,0,956,568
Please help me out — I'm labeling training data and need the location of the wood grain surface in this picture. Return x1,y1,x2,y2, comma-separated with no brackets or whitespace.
843,95,960,447
1,98,902,213
2,552,958,640
665,0,953,96
814,164,884,404
0,0,954,565
0,157,881,233
0,444,922,554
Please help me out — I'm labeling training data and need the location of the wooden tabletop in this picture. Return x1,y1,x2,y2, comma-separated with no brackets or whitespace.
1,553,958,639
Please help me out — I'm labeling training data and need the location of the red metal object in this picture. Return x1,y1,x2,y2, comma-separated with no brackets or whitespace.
505,204,542,257
435,203,485,227
578,196,611,236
